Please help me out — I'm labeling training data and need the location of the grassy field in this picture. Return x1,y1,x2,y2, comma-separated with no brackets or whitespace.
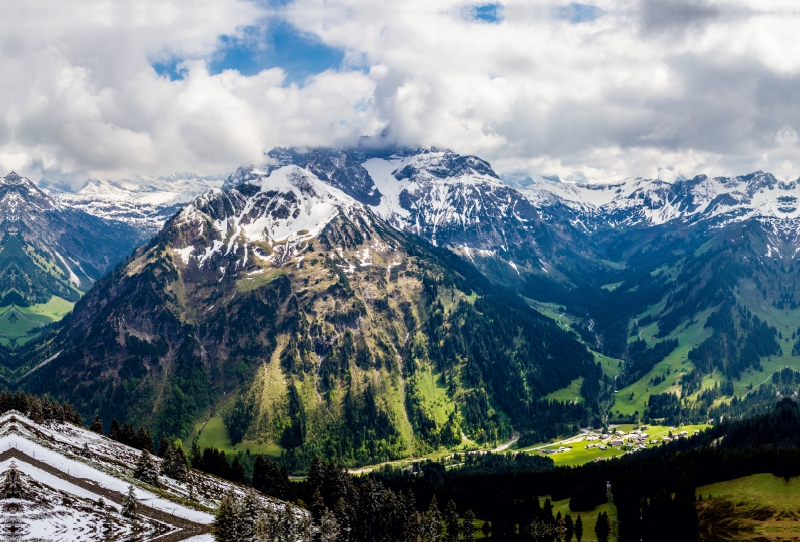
469,497,618,540
413,365,455,426
697,473,800,540
192,415,285,457
0,296,75,341
546,377,584,403
549,497,618,541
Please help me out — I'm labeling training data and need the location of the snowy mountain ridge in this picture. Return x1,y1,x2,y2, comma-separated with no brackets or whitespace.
520,170,800,230
43,173,225,235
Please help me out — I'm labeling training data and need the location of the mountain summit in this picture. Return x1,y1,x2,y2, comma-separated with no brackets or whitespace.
0,172,145,349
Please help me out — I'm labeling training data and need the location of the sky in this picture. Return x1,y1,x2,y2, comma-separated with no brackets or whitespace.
2,0,800,184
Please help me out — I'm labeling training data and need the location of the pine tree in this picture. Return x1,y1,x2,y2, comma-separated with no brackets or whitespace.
575,514,583,542
90,414,103,434
122,485,138,518
444,499,459,542
318,507,340,542
120,421,136,446
161,442,189,481
239,491,260,540
311,488,326,521
135,427,154,453
407,511,423,542
81,442,91,457
595,511,609,542
214,489,240,542
565,513,575,542
191,441,203,469
158,435,170,457
230,455,246,484
134,449,160,486
462,510,476,542
307,456,325,497
108,418,121,441
28,396,43,423
424,495,443,542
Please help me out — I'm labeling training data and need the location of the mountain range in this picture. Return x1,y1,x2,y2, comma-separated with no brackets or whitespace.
1,147,799,467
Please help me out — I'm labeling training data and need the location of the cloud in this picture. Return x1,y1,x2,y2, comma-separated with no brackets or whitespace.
3,0,800,183
639,0,720,34
0,0,376,183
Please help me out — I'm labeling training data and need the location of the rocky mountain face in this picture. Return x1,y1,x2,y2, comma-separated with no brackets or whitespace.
0,172,144,307
21,163,596,466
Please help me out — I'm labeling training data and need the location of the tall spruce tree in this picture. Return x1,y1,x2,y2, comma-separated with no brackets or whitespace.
462,510,476,542
134,449,160,486
90,415,103,434
445,499,459,542
214,490,240,542
318,507,340,542
575,514,583,542
157,435,170,457
565,513,575,542
121,485,138,518
108,418,121,441
595,511,609,542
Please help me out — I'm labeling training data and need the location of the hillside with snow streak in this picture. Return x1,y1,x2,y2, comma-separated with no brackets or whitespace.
0,410,303,541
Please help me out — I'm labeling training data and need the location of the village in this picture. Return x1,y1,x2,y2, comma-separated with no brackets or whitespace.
522,423,710,467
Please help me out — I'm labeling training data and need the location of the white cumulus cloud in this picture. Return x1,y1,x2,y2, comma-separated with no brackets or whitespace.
3,0,800,182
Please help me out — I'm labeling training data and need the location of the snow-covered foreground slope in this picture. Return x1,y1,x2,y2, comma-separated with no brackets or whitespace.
0,411,303,541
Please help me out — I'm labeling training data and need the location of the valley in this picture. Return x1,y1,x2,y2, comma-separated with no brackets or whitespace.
0,150,797,478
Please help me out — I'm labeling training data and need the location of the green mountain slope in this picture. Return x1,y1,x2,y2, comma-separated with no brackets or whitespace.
21,169,599,466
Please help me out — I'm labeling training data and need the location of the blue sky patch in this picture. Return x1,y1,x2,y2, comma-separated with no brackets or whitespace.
468,4,504,24
555,3,604,24
153,18,345,85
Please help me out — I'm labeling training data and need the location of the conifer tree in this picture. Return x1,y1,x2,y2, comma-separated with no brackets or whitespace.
462,510,476,542
444,499,459,542
318,507,340,542
81,442,91,457
311,488,326,521
595,511,609,542
135,426,154,453
307,456,325,497
190,441,203,469
161,442,189,481
214,489,240,541
230,455,246,484
122,485,138,518
120,421,136,446
108,419,121,441
90,414,103,434
424,495,443,542
158,435,170,457
565,513,575,542
407,511,423,542
28,396,43,423
134,449,160,486
240,491,260,540
575,514,583,542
